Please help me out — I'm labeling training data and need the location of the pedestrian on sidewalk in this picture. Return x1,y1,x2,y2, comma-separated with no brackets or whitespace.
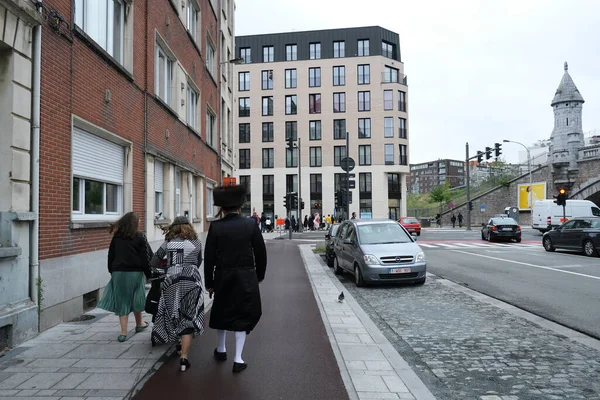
150,216,204,372
303,215,308,231
204,184,267,374
458,212,464,228
98,212,152,343
435,213,442,228
260,212,266,233
451,214,456,228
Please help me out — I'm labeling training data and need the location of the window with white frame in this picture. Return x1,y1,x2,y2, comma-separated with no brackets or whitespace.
155,160,164,216
194,176,203,219
206,183,214,217
72,126,125,220
187,85,199,130
206,39,216,76
175,169,181,216
186,0,198,42
206,109,216,147
155,43,173,106
75,0,124,63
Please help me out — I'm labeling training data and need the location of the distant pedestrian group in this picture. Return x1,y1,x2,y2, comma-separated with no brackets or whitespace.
98,184,267,374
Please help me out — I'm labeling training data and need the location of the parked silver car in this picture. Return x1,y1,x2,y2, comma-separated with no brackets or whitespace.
332,219,427,287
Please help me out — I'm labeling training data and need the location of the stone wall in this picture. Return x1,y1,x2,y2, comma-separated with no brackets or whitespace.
441,166,553,228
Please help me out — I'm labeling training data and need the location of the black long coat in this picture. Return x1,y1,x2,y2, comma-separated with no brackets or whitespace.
204,213,267,332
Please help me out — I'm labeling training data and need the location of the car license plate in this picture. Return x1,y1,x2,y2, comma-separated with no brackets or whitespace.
408,228,415,231
389,267,412,274
502,227,513,231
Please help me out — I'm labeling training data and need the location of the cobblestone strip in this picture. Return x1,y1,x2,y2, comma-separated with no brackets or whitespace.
299,244,437,400
340,271,600,400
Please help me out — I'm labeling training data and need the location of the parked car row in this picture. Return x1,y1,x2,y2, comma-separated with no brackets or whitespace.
324,219,426,287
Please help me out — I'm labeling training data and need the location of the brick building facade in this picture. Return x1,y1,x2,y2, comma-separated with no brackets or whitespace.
38,0,222,330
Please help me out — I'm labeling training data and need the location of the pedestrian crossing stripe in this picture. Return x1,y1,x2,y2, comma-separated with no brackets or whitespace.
417,242,540,250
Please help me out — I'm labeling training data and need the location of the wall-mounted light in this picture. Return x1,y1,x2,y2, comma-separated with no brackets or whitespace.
166,129,170,139
105,89,111,103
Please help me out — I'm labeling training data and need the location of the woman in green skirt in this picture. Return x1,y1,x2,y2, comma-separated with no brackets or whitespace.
98,212,152,342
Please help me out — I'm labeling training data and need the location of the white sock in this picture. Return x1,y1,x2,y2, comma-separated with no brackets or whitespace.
217,330,226,353
234,331,246,363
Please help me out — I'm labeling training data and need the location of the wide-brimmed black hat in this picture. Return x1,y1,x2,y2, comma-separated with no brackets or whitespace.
213,184,247,208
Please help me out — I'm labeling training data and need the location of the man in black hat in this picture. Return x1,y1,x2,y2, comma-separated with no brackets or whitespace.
204,185,267,373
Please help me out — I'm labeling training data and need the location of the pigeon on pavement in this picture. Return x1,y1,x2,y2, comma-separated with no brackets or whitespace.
338,291,345,303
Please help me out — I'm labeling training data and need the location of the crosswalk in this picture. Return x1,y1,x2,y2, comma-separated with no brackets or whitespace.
416,240,541,250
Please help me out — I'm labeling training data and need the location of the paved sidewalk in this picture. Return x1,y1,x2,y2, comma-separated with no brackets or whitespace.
0,293,212,400
299,244,436,400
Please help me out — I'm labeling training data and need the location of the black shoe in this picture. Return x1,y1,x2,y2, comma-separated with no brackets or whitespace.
232,362,247,373
180,358,191,372
214,348,227,361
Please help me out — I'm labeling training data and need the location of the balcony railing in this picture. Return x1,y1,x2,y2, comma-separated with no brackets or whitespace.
398,101,407,112
381,73,408,85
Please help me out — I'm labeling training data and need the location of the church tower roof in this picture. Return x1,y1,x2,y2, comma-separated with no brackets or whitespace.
551,62,584,106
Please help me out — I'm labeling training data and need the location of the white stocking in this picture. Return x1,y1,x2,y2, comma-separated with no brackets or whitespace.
217,330,226,353
234,331,246,363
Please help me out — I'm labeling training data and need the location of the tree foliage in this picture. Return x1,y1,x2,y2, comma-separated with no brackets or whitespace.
429,183,453,205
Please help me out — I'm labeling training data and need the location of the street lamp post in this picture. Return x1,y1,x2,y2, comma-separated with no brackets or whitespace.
503,139,532,209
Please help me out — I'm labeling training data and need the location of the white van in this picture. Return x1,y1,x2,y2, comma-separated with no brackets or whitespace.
532,199,600,232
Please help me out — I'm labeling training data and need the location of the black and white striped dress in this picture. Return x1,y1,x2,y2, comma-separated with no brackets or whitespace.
150,238,204,345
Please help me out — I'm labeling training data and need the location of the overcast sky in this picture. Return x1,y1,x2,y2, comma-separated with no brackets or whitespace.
235,0,600,164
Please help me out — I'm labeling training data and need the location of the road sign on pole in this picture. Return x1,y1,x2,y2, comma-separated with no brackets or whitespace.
480,205,485,213
340,157,355,172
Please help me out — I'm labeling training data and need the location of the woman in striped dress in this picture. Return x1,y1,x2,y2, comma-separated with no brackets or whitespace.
150,216,204,372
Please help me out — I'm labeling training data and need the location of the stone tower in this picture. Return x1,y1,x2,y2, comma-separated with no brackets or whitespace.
548,62,585,187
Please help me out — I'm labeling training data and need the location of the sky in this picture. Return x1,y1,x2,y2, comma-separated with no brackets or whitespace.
234,0,600,164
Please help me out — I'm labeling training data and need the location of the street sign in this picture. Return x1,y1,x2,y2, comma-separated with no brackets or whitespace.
348,173,356,178
448,202,454,209
480,205,485,213
341,180,356,189
340,157,356,172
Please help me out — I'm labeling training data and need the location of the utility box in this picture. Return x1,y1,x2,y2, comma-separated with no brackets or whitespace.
505,206,519,222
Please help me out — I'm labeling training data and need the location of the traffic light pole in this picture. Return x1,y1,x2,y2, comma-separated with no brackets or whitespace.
345,132,350,219
288,193,292,240
297,137,302,233
465,142,471,231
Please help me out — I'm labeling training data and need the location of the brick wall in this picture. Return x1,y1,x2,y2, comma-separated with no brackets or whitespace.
39,0,221,260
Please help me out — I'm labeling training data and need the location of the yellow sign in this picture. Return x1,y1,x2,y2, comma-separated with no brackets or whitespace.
518,182,546,210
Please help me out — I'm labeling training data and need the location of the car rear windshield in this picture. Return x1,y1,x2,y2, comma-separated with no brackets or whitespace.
491,218,517,225
358,223,413,245
402,218,419,224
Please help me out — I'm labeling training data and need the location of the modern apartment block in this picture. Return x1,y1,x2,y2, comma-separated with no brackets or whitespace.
409,159,465,194
36,0,223,330
234,26,409,221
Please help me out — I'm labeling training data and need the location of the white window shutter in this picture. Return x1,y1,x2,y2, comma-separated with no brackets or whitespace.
155,160,163,192
73,127,124,184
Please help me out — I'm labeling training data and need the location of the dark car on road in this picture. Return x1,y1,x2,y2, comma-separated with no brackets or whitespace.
542,217,600,257
481,217,521,242
332,219,426,287
325,224,340,267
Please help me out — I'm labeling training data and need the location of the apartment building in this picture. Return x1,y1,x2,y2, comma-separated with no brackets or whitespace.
410,159,465,194
220,0,236,179
37,0,222,330
234,26,409,221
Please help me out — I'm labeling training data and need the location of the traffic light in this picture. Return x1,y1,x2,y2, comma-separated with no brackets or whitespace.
468,201,473,211
335,191,342,208
300,199,305,210
287,138,295,151
485,147,492,160
494,142,502,157
477,151,484,164
291,193,298,210
283,194,289,210
554,188,567,206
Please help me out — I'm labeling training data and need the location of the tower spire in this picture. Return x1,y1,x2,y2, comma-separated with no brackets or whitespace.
564,61,568,71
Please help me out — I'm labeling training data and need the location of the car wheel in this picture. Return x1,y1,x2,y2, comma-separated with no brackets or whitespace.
487,232,493,242
417,231,421,236
354,265,365,287
543,237,555,252
333,257,343,275
583,240,597,257
516,238,522,243
414,277,426,285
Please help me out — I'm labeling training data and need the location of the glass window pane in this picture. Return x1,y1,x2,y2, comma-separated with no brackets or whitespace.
72,178,80,211
84,180,104,214
106,183,118,212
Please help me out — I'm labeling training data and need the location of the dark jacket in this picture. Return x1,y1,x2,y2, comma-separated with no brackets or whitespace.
204,213,267,332
107,231,152,276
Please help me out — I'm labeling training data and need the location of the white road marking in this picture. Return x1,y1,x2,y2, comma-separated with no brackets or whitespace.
417,243,437,248
452,250,600,281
